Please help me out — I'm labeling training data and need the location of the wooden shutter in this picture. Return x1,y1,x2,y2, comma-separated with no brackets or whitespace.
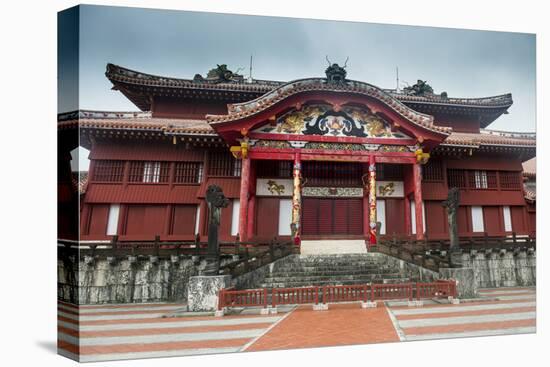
171,205,197,235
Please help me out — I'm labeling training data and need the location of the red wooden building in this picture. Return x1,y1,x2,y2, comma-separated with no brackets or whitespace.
58,63,536,247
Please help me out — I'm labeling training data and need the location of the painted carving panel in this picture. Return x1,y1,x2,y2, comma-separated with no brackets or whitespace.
376,181,404,198
302,187,363,197
254,104,412,139
256,178,293,197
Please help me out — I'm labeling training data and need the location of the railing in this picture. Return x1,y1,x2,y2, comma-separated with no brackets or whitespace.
58,235,295,260
272,287,319,307
218,288,267,310
372,283,413,301
416,280,456,299
218,280,457,310
374,233,536,271
323,284,369,303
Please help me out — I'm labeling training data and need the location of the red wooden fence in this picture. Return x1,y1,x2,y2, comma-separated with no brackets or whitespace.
218,280,457,310
272,287,319,307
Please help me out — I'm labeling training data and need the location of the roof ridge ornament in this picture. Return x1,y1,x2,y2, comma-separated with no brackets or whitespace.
325,56,349,85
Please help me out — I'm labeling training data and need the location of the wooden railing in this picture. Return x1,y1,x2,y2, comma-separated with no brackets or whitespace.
58,235,295,259
374,233,536,271
218,280,458,310
272,287,319,307
58,235,296,278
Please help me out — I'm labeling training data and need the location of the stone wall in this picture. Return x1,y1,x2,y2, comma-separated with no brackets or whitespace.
58,255,233,305
457,249,536,288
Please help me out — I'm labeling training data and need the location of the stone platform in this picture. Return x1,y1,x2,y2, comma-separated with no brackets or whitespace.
300,240,367,255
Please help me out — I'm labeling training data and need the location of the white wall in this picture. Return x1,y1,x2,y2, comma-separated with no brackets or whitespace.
503,206,512,232
376,199,386,235
195,204,201,235
231,199,240,236
106,204,120,235
410,200,426,235
471,206,485,232
278,199,292,235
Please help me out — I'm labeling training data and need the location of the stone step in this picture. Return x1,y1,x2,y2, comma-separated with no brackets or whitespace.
267,268,400,277
272,266,393,273
263,274,405,283
260,278,411,288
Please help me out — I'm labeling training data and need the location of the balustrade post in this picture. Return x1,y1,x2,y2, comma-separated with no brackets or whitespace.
218,289,224,311
272,289,276,308
371,284,375,302
154,235,160,257
263,288,268,309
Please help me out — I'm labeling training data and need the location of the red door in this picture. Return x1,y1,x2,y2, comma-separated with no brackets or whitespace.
302,198,363,237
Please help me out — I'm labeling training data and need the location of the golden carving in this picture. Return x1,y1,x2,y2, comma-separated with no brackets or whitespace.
266,180,285,195
378,182,395,196
415,148,430,164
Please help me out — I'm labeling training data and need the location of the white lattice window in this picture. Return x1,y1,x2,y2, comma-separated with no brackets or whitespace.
143,162,161,183
474,171,488,189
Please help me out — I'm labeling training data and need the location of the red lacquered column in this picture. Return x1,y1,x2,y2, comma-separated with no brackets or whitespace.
238,156,251,241
413,163,424,240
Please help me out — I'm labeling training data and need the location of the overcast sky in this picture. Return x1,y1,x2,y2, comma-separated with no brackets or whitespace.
59,5,536,170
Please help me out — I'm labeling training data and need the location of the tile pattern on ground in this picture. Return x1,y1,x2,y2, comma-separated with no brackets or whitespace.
386,287,536,341
57,301,283,362
246,303,399,351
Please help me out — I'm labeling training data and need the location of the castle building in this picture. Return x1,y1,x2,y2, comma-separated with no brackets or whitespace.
58,63,536,248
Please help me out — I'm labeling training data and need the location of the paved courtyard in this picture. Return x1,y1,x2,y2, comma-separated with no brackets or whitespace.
58,287,536,362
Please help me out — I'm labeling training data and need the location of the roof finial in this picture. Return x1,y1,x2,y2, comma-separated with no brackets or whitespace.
324,57,348,85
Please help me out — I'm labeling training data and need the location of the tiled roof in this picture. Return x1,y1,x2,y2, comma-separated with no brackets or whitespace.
387,91,513,108
522,157,536,177
207,78,451,136
71,171,88,194
106,64,515,110
106,63,283,94
524,185,536,202
58,110,215,136
442,129,536,148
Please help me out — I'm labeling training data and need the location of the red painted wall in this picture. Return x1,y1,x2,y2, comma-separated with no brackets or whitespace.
483,206,504,235
424,200,447,238
152,96,229,119
124,205,166,240
170,205,197,236
385,199,406,236
255,197,280,240
432,114,480,133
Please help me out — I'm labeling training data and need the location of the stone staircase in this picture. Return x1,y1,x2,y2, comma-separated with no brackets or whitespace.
257,253,433,288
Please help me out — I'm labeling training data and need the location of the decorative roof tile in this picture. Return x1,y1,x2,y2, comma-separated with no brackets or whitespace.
206,78,451,136
58,110,216,136
442,129,536,148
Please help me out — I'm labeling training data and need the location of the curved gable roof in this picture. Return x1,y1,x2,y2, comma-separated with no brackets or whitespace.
207,78,451,137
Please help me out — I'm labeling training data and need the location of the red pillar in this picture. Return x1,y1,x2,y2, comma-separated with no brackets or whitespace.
291,152,302,247
246,160,257,240
413,163,424,240
368,155,377,246
362,163,370,240
404,195,411,237
247,195,256,239
238,156,251,241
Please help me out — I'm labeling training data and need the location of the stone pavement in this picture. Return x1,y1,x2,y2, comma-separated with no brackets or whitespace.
57,287,536,362
57,301,285,362
386,287,536,341
246,302,399,351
